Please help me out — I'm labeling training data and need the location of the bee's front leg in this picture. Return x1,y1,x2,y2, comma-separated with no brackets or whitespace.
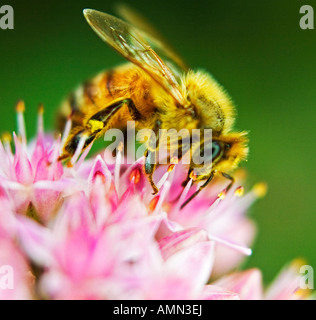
180,172,236,209
180,172,215,209
221,172,235,192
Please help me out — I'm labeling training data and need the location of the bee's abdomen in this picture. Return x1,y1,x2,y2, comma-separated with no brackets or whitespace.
56,68,123,132
56,64,158,133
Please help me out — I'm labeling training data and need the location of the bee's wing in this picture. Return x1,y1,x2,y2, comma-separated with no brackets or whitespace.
83,9,188,107
115,4,188,73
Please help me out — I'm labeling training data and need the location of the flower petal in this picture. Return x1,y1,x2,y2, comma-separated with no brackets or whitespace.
159,228,209,260
214,269,263,300
16,216,54,266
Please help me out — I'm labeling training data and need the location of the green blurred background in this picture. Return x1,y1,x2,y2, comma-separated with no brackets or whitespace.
0,0,315,284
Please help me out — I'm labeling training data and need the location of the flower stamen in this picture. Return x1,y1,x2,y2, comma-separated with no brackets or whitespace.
218,189,227,200
208,234,252,256
148,196,159,214
16,100,27,146
152,180,170,216
253,182,268,198
234,186,244,197
170,178,193,216
37,104,44,137
61,113,73,150
2,132,13,156
156,171,169,190
129,167,141,185
114,142,124,194
70,133,88,165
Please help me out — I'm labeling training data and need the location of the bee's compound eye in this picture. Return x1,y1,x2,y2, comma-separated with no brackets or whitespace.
212,141,222,160
197,140,222,165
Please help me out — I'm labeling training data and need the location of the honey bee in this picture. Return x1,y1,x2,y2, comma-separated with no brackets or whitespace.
58,7,248,205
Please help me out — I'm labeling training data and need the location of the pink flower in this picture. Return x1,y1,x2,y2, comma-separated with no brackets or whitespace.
213,260,313,300
151,165,265,278
0,104,313,300
0,103,65,223
15,155,218,299
0,219,34,300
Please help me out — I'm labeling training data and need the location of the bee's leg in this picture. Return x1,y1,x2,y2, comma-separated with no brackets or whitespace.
144,149,158,195
180,173,215,209
181,168,194,187
59,98,142,161
144,120,161,195
180,172,235,209
222,172,235,192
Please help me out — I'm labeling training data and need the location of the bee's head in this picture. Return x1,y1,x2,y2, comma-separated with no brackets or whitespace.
190,131,249,179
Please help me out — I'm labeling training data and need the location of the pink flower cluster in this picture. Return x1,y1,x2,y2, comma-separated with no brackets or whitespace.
0,104,311,300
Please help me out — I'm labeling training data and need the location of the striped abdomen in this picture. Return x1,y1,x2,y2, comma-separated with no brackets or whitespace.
56,63,159,133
